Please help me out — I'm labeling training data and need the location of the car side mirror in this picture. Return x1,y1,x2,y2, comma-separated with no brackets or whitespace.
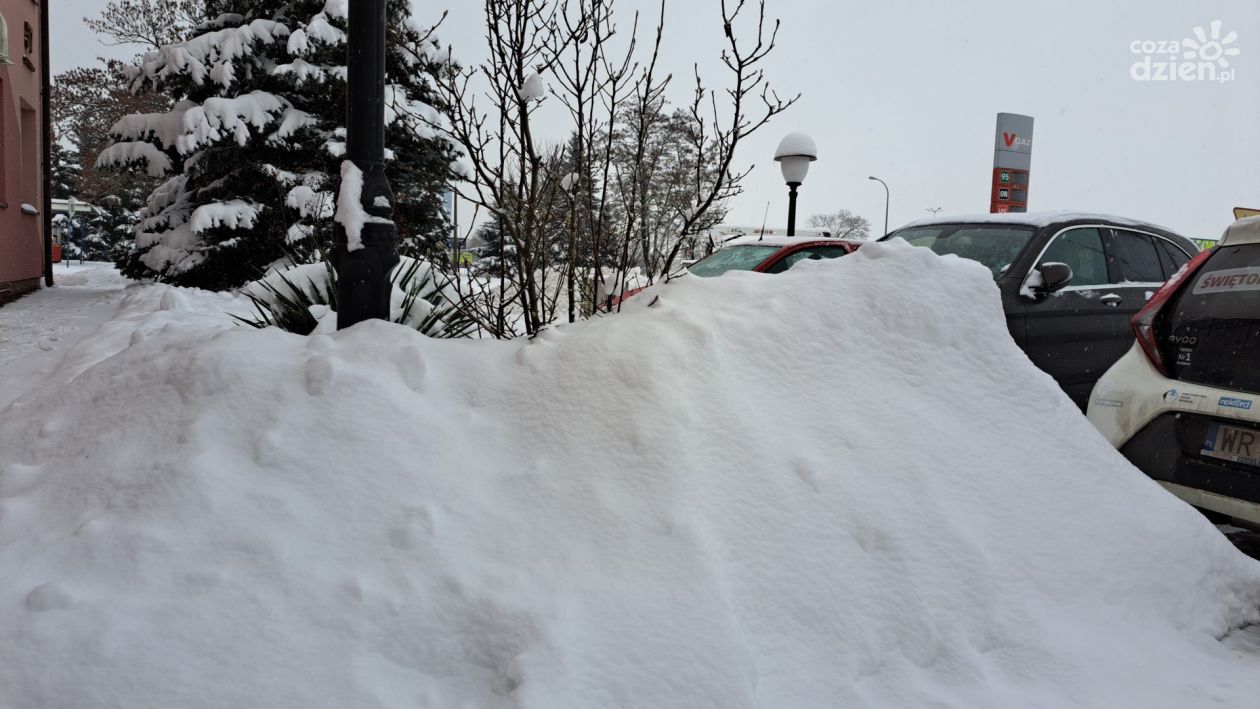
1037,262,1073,293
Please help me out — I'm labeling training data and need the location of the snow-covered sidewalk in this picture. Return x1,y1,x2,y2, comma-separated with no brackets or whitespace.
0,263,133,409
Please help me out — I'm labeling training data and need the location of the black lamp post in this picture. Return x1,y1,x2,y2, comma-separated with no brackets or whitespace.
774,132,817,236
559,173,578,323
332,0,397,329
868,175,889,237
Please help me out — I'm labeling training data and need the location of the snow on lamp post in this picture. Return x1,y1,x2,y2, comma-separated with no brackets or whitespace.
774,132,817,237
868,175,889,237
332,0,396,329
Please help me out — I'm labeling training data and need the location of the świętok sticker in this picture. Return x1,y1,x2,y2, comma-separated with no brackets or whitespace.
1193,267,1260,295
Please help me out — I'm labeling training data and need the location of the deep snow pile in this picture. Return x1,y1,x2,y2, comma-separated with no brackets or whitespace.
1,242,1258,708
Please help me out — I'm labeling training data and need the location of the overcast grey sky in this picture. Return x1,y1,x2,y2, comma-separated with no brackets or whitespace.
56,0,1260,239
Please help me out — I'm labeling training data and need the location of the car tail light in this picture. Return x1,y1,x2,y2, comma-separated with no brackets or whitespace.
1131,248,1214,375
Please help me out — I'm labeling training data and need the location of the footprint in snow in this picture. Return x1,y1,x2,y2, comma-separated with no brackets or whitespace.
25,582,73,612
0,463,43,498
304,354,336,396
790,457,821,493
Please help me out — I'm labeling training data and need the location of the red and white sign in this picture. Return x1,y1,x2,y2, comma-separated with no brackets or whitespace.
1193,267,1260,295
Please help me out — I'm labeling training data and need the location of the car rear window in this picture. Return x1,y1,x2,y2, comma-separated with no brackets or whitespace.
1106,230,1165,283
1162,244,1260,395
688,245,780,277
890,224,1036,279
1155,239,1192,279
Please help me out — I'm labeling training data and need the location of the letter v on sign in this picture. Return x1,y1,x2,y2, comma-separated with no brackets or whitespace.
1003,132,1017,147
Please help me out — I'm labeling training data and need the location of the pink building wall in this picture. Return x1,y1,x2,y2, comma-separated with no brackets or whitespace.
0,0,46,302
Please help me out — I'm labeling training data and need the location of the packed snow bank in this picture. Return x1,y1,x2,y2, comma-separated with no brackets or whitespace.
50,263,130,289
1,241,1258,708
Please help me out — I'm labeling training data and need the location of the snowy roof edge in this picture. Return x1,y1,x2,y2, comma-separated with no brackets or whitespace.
895,210,1182,235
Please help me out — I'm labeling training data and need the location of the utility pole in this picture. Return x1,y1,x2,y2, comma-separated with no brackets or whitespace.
332,0,397,329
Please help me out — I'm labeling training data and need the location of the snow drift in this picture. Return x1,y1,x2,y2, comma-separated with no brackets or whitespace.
1,241,1258,708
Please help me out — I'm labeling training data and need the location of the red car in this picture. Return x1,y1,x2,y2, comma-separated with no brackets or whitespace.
604,237,863,309
687,236,863,277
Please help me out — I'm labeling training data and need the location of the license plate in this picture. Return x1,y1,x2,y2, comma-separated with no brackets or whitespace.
1202,423,1260,468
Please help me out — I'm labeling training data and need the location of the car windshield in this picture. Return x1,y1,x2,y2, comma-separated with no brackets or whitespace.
688,245,781,277
890,224,1037,279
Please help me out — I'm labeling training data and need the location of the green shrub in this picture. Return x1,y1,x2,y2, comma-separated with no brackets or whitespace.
236,257,477,339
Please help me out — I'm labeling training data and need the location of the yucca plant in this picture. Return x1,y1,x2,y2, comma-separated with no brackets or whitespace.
236,257,478,338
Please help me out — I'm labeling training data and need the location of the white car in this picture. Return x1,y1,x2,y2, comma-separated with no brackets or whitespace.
1088,216,1260,526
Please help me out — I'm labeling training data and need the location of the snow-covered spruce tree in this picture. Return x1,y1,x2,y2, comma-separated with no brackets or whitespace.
50,142,83,200
98,1,459,290
85,194,145,262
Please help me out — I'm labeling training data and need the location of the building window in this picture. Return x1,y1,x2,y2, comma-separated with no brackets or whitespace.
20,102,37,208
0,14,10,65
21,20,32,70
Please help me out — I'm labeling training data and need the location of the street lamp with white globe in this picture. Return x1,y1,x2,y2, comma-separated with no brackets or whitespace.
774,132,817,236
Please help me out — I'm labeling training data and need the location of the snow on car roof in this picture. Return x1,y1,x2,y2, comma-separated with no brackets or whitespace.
1220,215,1260,246
721,235,859,248
896,210,1177,233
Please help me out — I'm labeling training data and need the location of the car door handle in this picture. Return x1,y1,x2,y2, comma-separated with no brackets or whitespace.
1100,293,1122,307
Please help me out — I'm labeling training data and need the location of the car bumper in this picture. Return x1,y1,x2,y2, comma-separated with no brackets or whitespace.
1088,344,1260,525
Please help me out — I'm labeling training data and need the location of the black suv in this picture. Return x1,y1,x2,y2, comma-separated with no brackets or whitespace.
881,212,1199,409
